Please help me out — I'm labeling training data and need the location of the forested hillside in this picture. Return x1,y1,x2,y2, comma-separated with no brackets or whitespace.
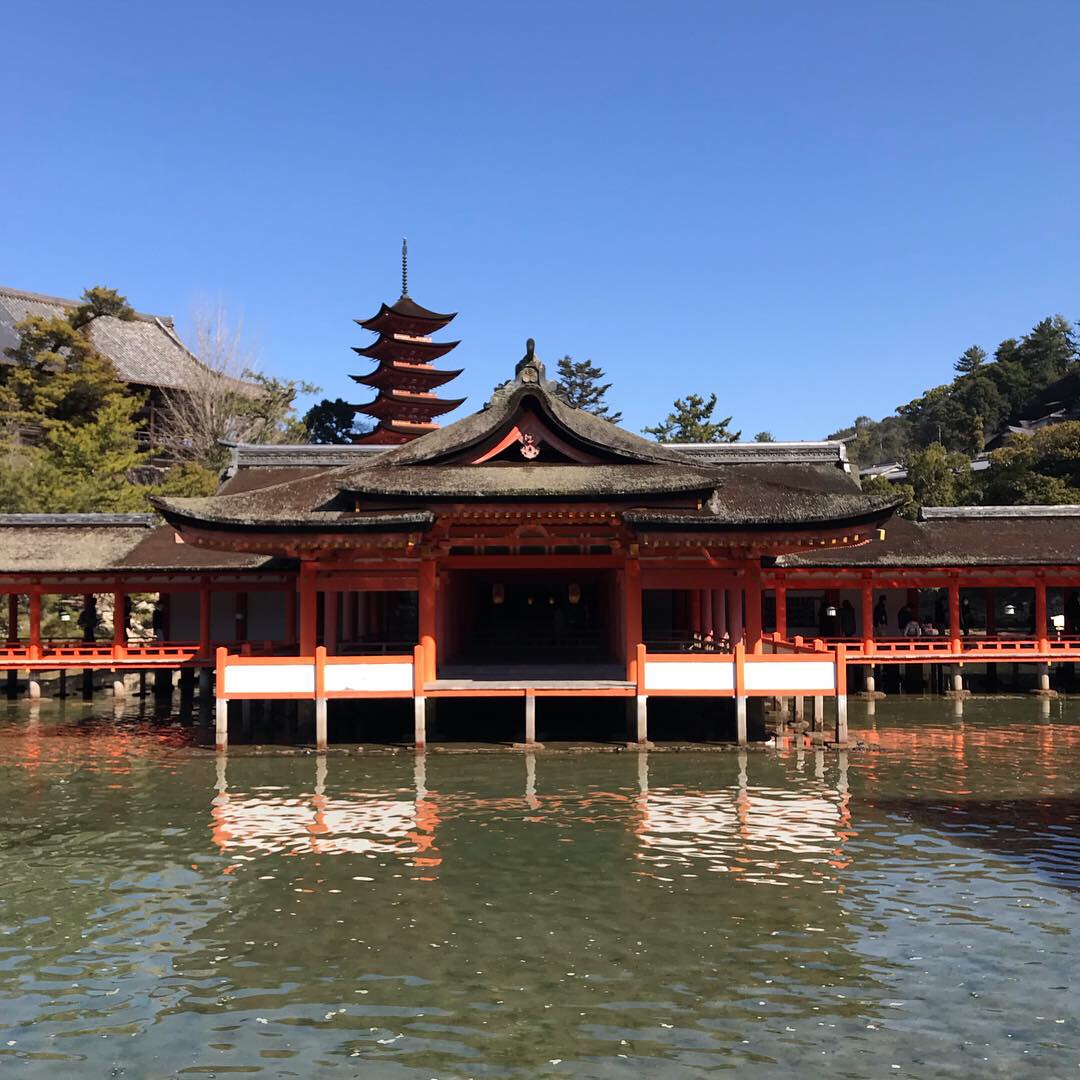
827,315,1080,514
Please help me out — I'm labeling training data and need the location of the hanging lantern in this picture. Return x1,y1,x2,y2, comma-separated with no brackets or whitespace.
492,583,505,605
825,605,838,618
527,596,534,606
568,583,581,605
548,594,556,605
1003,602,1017,617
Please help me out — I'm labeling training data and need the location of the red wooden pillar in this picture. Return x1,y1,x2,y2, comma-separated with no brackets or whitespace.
1035,579,1049,652
112,590,126,656
323,590,338,656
624,558,643,681
28,591,41,659
419,559,437,683
199,582,211,658
775,582,788,641
948,580,962,653
711,588,726,641
299,563,318,657
6,594,18,643
727,587,743,643
689,588,702,640
861,581,875,652
700,587,713,640
745,579,763,654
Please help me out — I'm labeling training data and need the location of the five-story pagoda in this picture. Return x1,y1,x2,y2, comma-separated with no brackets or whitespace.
352,241,465,444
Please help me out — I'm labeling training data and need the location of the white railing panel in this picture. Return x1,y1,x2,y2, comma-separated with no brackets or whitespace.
325,662,413,694
224,664,315,696
645,660,735,692
744,660,835,692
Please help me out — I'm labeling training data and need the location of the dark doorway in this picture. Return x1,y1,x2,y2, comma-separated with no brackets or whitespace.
444,570,619,668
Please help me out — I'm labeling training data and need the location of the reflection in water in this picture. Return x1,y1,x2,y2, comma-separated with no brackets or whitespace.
212,752,441,872
0,697,1079,1076
634,753,852,886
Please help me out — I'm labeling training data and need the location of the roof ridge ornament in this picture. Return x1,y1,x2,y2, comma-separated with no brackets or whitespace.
401,237,409,297
514,337,546,383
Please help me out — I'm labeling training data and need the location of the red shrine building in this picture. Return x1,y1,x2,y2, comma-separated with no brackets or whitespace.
2,272,1080,751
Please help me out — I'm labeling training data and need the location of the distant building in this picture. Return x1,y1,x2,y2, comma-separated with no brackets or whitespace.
0,284,245,452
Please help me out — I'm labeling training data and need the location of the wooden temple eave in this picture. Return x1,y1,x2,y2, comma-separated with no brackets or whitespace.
633,525,881,554
766,565,1080,588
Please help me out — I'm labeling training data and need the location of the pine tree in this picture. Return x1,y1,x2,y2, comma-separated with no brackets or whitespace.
555,355,622,423
643,393,740,443
303,398,370,443
754,431,775,442
0,287,150,511
954,345,987,375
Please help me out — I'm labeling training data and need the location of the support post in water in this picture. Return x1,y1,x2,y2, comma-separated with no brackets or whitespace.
813,695,825,732
734,642,747,745
633,643,648,744
314,646,328,751
524,689,536,745
413,643,427,749
215,646,228,751
835,644,848,745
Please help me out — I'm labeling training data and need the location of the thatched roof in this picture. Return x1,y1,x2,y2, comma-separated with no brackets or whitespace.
156,348,893,538
780,506,1080,568
0,515,283,573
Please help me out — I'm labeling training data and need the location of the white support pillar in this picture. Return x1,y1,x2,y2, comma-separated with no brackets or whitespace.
215,697,228,751
813,695,825,732
414,695,427,749
112,678,126,697
835,693,848,745
953,669,965,694
315,697,328,752
634,694,648,744
794,695,804,725
524,692,536,746
735,695,748,745
1038,663,1051,693
27,677,41,700
865,669,876,694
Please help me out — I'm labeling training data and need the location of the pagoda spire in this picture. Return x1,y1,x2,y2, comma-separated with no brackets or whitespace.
351,245,465,445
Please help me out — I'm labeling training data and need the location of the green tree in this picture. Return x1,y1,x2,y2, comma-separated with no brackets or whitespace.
643,392,740,443
861,474,917,519
69,286,136,329
954,345,987,375
754,431,775,442
555,355,622,423
0,286,151,512
904,442,975,512
981,422,1080,505
303,398,370,444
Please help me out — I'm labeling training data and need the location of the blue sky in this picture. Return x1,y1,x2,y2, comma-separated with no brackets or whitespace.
2,1,1078,440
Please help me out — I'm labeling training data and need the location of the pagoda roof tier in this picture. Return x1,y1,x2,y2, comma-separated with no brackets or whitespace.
352,334,460,364
155,342,898,551
355,419,440,445
357,295,456,336
351,360,464,392
357,391,466,422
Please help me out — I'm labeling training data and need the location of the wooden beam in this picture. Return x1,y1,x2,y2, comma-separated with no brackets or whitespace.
624,558,643,683
419,558,437,684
